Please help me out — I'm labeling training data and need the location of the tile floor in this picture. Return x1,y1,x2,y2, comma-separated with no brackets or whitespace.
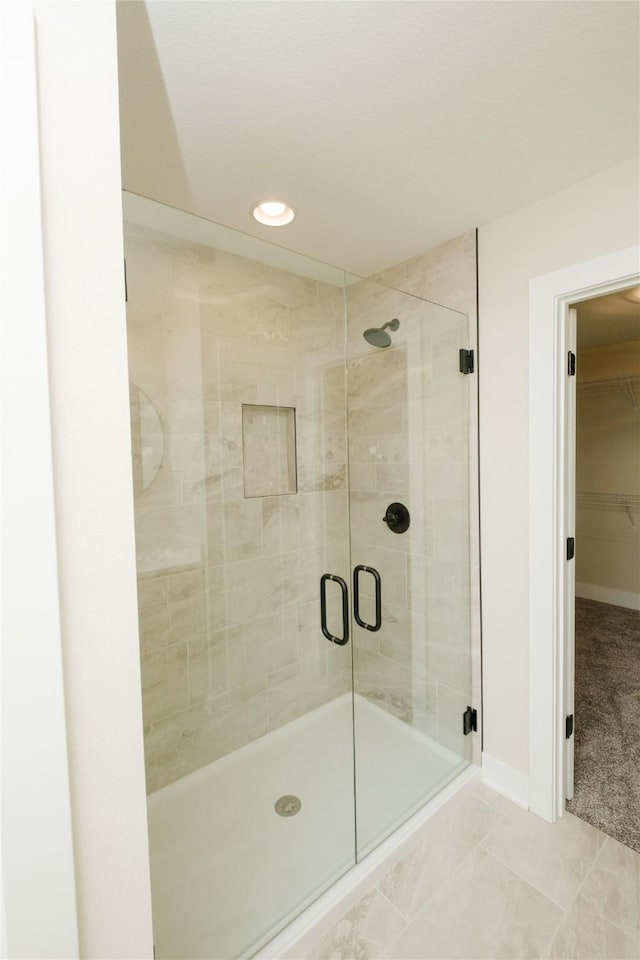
304,778,640,959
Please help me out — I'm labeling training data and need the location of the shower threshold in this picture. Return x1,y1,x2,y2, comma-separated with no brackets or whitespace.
147,693,468,960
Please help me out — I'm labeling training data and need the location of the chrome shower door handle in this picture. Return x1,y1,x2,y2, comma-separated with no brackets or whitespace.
320,574,349,646
353,565,382,632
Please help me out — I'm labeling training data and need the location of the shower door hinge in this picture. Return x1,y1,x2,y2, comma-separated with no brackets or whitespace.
566,537,575,560
459,349,475,374
566,714,574,739
462,705,477,735
568,351,576,376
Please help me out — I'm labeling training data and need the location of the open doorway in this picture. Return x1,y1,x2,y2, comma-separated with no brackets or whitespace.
565,286,640,851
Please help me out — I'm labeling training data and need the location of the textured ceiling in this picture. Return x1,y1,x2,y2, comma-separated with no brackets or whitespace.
577,289,640,351
117,1,640,276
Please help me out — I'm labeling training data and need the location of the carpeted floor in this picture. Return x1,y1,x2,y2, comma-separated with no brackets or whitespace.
566,597,640,851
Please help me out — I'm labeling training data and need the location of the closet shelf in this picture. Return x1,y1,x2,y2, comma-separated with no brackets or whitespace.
577,491,640,527
577,373,640,410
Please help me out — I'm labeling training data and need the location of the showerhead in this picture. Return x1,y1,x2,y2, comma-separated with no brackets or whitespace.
363,318,399,348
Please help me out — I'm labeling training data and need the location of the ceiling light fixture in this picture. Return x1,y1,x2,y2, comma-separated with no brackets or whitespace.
251,201,295,227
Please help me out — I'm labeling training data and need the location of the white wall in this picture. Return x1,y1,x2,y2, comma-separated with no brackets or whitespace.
478,156,640,776
32,2,153,956
1,5,78,955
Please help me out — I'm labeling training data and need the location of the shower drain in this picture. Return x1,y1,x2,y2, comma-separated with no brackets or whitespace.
274,795,302,817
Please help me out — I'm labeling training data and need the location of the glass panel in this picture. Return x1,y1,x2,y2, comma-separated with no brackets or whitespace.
345,277,472,859
124,194,355,959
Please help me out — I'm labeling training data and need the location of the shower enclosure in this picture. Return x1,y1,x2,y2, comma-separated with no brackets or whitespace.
124,193,474,959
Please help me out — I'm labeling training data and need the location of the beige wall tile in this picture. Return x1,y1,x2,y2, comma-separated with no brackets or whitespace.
168,567,205,601
347,346,407,412
353,646,436,732
225,553,302,623
425,633,472,693
129,220,482,793
262,496,301,557
267,650,351,732
227,613,298,689
141,643,189,725
377,604,414,667
133,503,207,569
297,599,326,661
136,572,169,609
348,461,376,493
205,565,227,633
375,463,410,494
222,499,263,562
188,629,228,704
205,508,225,567
348,404,405,436
128,227,353,790
138,602,171,654
143,679,268,792
168,594,206,645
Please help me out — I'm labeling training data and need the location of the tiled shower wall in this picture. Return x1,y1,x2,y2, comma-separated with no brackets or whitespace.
125,223,351,793
127,222,480,794
348,232,480,764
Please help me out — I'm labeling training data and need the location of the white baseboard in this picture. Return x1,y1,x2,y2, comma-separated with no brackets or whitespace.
481,753,529,809
575,582,640,611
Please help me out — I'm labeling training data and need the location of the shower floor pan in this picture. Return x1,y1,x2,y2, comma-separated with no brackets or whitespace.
147,692,466,960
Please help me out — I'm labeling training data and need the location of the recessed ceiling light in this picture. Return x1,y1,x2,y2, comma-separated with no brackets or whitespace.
251,201,295,227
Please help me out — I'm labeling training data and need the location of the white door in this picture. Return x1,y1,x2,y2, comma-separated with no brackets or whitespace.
565,306,577,801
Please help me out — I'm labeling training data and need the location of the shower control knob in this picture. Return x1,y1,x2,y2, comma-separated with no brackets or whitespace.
382,502,410,534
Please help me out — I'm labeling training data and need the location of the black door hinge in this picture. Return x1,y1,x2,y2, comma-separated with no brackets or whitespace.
459,349,475,374
566,537,575,560
568,351,576,376
463,705,478,735
124,258,128,303
566,714,574,739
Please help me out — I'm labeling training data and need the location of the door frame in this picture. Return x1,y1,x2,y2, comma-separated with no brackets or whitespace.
528,245,640,823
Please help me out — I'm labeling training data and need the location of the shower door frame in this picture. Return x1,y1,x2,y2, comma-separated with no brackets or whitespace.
528,245,640,824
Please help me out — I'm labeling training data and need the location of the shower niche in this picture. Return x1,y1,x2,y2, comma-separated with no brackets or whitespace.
124,192,475,960
242,403,297,498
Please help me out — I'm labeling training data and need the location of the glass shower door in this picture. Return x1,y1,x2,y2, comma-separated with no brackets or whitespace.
345,279,472,858
125,192,475,958
124,193,357,959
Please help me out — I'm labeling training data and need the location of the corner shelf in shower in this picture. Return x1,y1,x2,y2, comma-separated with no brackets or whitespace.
136,548,204,576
